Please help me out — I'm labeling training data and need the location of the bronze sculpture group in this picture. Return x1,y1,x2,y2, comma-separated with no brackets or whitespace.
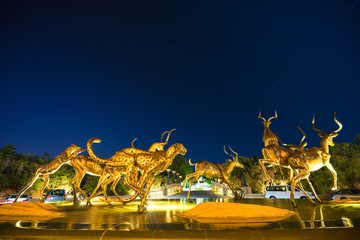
13,111,342,212
258,112,342,207
14,130,186,213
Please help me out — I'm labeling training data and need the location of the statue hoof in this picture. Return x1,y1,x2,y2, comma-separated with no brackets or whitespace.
137,205,147,213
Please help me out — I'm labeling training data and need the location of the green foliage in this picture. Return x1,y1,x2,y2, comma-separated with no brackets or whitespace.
159,155,193,186
81,175,131,196
230,156,267,193
167,155,193,177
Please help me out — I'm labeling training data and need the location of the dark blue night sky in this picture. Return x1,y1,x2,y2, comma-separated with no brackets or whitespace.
1,0,359,164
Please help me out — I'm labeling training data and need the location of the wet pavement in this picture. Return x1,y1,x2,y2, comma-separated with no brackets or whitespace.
1,191,360,239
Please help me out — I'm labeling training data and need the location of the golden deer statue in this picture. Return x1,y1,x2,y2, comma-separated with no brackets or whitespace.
258,111,279,146
260,125,308,183
13,144,84,203
258,111,298,182
87,135,186,212
288,113,342,207
181,146,244,202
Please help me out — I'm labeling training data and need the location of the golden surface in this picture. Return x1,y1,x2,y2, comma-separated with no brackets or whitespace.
70,130,176,206
181,146,244,201
258,111,279,146
288,113,342,207
87,131,186,213
258,111,307,183
13,144,83,203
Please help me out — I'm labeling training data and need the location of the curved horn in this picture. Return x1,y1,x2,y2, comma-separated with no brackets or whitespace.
331,112,343,134
131,138,138,148
228,145,238,161
160,131,169,143
296,125,306,146
223,145,235,160
258,111,266,121
311,115,326,135
277,136,297,148
268,111,278,121
165,129,176,143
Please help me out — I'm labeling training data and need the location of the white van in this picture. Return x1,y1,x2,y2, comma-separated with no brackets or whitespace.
265,185,315,199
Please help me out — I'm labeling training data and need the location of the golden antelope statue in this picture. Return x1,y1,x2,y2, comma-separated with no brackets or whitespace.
87,135,186,212
258,111,307,182
13,144,84,203
260,125,308,183
288,113,342,207
181,146,244,202
258,111,279,146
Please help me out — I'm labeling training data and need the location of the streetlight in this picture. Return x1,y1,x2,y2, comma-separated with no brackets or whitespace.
172,170,176,184
166,169,171,185
176,173,180,185
179,175,183,185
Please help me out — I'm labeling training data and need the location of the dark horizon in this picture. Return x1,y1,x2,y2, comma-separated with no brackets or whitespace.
1,0,359,163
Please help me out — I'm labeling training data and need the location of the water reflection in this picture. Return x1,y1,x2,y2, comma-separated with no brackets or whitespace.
12,199,360,231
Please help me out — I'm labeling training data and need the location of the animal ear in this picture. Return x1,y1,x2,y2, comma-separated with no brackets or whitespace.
317,133,324,138
331,133,339,138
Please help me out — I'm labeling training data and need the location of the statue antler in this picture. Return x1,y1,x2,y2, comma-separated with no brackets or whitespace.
331,112,343,134
228,145,239,161
279,125,307,150
258,111,266,121
258,111,277,122
224,145,238,162
160,129,176,143
311,115,327,135
131,138,138,148
268,111,278,121
165,129,176,143
160,131,168,143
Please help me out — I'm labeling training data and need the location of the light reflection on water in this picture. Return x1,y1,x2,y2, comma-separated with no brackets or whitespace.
12,198,360,231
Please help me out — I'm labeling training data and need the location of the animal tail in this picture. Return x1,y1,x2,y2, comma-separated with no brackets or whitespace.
87,138,108,163
189,158,195,166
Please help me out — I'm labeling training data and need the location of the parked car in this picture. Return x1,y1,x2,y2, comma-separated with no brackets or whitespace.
265,185,315,199
4,194,30,204
330,189,360,200
44,189,66,203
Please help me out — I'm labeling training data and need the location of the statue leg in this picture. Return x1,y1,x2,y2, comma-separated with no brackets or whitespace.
14,172,40,203
325,162,337,190
290,170,309,208
40,175,50,203
180,174,193,192
109,175,122,202
70,170,90,206
72,185,79,206
305,177,321,203
88,173,109,205
259,159,277,184
124,165,144,197
187,174,203,202
297,180,316,205
138,174,155,213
